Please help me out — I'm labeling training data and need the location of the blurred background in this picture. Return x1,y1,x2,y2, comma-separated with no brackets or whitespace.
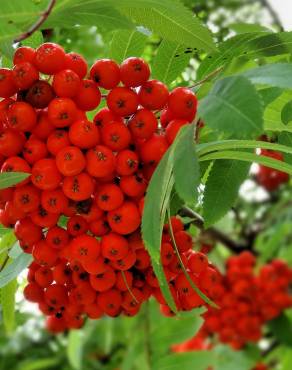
1,1,292,370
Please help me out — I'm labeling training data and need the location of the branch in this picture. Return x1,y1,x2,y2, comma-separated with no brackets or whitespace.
190,66,224,89
14,0,56,43
180,206,249,252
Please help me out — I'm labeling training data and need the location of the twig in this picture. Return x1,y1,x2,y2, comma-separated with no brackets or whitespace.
180,206,248,252
190,66,224,89
14,0,56,43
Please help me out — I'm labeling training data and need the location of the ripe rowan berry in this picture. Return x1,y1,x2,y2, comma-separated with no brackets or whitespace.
62,172,94,201
31,158,62,190
86,145,116,178
52,69,81,98
90,59,120,89
107,201,141,235
12,62,39,90
138,80,169,110
13,46,35,65
107,87,139,116
69,119,100,149
34,43,66,74
7,101,37,131
128,108,158,140
65,52,88,79
168,87,198,121
74,79,101,111
120,57,150,87
0,68,17,98
95,183,124,211
25,80,55,109
48,98,77,128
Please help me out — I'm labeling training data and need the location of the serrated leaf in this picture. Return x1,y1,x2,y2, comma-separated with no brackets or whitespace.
44,1,134,31
142,125,200,312
152,40,192,85
118,0,216,52
142,146,176,312
0,172,30,189
198,76,264,138
173,124,198,204
244,63,292,89
153,351,214,370
203,160,250,227
198,31,292,79
109,29,147,63
0,252,32,288
0,278,17,334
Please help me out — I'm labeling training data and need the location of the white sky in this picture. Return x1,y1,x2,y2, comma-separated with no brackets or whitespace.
269,0,292,30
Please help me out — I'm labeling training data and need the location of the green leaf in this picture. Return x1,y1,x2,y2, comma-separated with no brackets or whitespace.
0,252,32,288
16,358,61,370
281,101,292,125
109,29,147,63
258,87,283,107
153,351,214,370
44,1,134,31
197,139,292,157
263,90,292,132
213,346,255,370
278,132,292,164
0,172,30,189
229,23,271,34
67,330,84,370
118,0,216,52
0,278,17,334
199,150,292,175
152,40,192,85
142,125,199,312
142,146,176,312
173,124,199,204
268,313,292,346
198,31,292,79
203,160,250,227
244,63,292,89
22,31,43,48
198,76,264,138
151,308,204,358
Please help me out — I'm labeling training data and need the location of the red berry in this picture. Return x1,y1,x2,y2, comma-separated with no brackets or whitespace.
138,80,169,110
90,59,120,89
52,69,81,98
0,68,17,98
65,52,88,79
48,98,77,128
120,57,150,87
34,43,66,74
107,87,139,116
168,87,198,121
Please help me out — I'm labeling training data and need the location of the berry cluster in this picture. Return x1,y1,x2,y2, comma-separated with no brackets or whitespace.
0,43,219,332
201,252,292,349
256,150,289,191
